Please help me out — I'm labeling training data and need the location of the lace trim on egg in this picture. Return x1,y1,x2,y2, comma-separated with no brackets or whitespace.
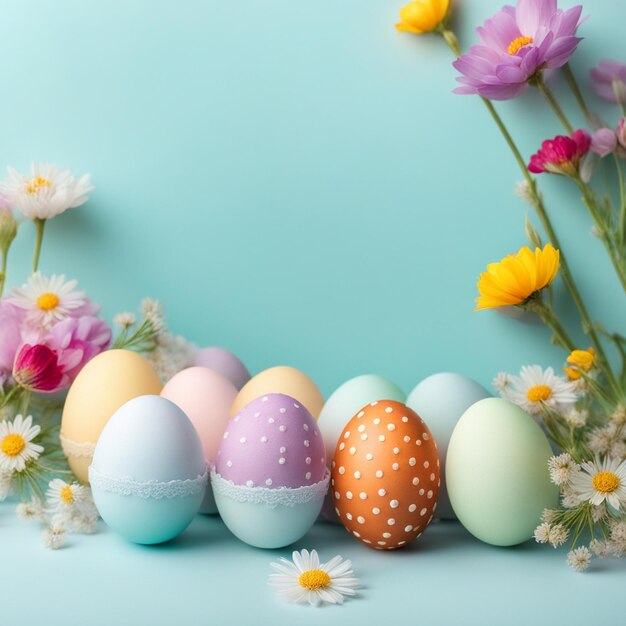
210,469,330,508
88,465,208,499
60,435,96,459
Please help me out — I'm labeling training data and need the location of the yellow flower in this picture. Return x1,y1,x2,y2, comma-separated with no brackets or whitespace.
475,243,560,310
563,347,596,380
396,0,450,35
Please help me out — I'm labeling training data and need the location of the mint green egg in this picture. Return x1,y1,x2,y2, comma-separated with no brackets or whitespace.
446,398,558,547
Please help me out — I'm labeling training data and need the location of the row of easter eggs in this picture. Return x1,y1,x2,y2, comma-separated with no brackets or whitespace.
60,349,558,549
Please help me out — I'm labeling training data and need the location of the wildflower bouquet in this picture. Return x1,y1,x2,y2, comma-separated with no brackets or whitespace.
397,0,625,570
0,163,194,546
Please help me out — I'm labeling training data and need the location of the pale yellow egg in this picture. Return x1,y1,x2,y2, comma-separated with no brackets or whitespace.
60,349,163,482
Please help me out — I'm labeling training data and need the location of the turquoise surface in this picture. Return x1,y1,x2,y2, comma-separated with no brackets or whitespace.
1,0,624,622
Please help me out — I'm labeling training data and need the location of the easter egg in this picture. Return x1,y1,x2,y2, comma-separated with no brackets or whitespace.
332,400,439,550
89,395,207,544
446,398,559,546
61,350,163,483
232,366,324,419
194,347,250,390
161,367,238,514
318,374,405,523
406,372,490,519
212,393,329,548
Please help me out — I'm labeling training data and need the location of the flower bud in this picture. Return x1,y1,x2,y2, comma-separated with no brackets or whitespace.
396,0,450,35
13,344,64,393
617,117,626,149
590,127,617,157
0,207,17,253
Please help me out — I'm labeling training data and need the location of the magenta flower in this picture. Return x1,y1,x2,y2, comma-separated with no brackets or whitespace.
453,0,584,100
12,344,65,393
590,60,626,104
0,301,25,387
528,129,591,176
45,316,111,383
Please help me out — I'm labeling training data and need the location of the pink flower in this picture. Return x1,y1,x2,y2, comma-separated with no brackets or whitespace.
453,0,584,100
528,129,591,176
0,301,26,387
590,128,617,158
45,316,111,383
12,344,65,393
618,118,626,150
590,60,626,104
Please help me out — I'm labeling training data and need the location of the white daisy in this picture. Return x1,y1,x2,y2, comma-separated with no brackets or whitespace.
269,549,359,607
43,526,66,550
569,457,626,510
46,479,86,512
548,453,578,486
505,365,577,416
567,546,591,572
1,162,93,221
0,414,43,472
492,372,511,394
9,273,86,329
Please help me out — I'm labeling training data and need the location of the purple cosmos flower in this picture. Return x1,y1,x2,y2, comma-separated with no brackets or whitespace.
590,60,626,104
453,0,584,100
590,128,617,158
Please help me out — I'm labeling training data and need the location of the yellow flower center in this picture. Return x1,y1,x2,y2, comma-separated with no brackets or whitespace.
1,433,25,457
507,36,533,55
26,176,52,195
592,471,620,494
526,384,552,403
298,569,331,591
36,292,60,311
60,485,75,505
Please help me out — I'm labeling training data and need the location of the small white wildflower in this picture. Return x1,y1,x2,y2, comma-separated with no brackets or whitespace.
146,333,195,383
548,453,578,486
609,519,626,542
563,407,588,429
587,427,613,455
592,502,608,523
514,179,535,205
141,298,165,335
561,487,581,509
113,312,136,329
548,524,569,548
0,470,12,500
534,522,551,544
610,405,626,427
589,538,609,558
492,372,511,394
43,526,66,550
16,496,45,521
567,546,591,572
609,440,626,459
541,509,560,524
590,224,602,238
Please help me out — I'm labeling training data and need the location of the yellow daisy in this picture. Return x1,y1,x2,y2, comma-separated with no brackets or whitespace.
475,243,560,310
396,0,450,35
563,347,596,380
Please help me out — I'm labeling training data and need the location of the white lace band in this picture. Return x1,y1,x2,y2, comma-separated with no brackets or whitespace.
210,469,330,509
88,465,209,499
60,434,96,459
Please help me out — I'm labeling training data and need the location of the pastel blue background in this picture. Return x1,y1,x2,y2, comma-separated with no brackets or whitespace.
1,1,625,623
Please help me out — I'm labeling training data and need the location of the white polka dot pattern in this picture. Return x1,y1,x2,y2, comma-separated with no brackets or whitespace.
215,393,326,488
331,400,439,550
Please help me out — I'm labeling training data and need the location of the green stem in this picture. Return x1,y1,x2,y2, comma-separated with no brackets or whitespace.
0,246,7,298
439,30,621,393
562,64,592,124
32,218,46,273
614,154,626,245
18,391,31,416
526,298,576,352
575,178,626,293
535,78,575,134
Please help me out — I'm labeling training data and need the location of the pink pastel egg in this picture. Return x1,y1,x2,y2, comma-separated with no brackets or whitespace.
215,393,325,489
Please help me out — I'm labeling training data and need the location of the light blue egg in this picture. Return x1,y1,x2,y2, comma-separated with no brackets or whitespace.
318,374,405,524
406,372,491,520
89,395,206,544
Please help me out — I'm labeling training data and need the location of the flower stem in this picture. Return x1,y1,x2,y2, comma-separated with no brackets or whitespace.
32,218,46,273
526,298,576,351
574,178,626,293
0,246,7,298
614,154,626,245
439,30,619,392
536,78,575,134
562,64,592,124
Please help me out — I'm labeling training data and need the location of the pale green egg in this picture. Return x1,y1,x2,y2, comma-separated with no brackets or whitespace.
446,397,558,546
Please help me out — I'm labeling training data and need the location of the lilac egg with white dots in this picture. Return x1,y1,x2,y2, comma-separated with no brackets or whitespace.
215,393,325,489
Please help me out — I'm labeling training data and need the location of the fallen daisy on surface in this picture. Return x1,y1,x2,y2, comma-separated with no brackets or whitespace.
268,549,360,607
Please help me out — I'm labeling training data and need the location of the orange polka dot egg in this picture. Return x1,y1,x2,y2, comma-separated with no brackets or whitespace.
331,400,440,550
